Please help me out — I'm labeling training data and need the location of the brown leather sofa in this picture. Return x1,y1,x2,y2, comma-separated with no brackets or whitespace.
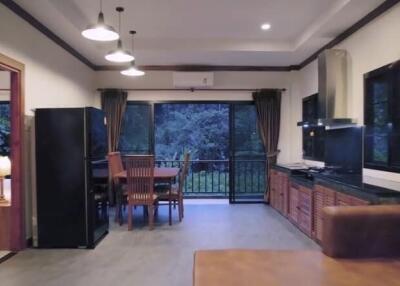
322,205,400,258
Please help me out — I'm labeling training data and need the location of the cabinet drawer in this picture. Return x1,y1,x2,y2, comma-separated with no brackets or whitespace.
298,187,312,215
351,196,370,206
336,192,370,206
298,210,312,236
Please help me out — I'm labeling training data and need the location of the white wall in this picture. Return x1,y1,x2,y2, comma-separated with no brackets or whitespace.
95,70,293,163
0,70,10,100
287,3,400,182
0,5,95,114
0,5,97,239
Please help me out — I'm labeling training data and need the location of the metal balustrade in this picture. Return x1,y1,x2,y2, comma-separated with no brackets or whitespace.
156,159,265,197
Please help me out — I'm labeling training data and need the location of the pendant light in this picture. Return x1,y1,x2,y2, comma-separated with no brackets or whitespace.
121,31,145,76
105,7,134,63
81,0,119,41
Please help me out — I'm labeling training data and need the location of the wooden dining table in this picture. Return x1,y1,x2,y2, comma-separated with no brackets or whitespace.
114,167,180,226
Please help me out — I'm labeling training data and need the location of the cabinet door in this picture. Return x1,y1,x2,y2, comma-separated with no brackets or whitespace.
350,196,370,206
313,187,324,241
270,170,278,210
336,192,352,206
298,187,313,236
336,192,370,206
288,184,299,223
280,173,289,216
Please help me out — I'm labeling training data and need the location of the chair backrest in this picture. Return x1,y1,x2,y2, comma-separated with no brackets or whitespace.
178,153,190,193
108,152,124,184
126,155,155,204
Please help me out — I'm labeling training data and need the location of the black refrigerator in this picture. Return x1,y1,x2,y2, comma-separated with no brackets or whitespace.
35,107,109,248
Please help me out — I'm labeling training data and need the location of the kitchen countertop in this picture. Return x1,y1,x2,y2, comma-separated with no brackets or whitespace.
272,164,400,203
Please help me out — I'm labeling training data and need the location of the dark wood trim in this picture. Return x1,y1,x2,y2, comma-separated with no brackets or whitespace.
299,0,400,68
0,0,96,70
95,65,298,72
98,88,287,92
0,52,25,252
0,252,16,264
1,0,399,72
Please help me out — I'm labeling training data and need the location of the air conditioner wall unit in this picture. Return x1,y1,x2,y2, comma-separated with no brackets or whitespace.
173,72,214,88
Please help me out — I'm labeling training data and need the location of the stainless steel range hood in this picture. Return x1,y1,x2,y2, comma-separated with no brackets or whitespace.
297,49,357,129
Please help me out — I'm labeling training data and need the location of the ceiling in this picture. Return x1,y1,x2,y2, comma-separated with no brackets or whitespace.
12,0,386,68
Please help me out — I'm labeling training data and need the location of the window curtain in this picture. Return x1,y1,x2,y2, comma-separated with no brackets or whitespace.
101,89,128,152
253,89,282,203
101,89,128,205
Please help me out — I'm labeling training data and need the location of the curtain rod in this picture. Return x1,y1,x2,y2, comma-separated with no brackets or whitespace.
97,88,286,92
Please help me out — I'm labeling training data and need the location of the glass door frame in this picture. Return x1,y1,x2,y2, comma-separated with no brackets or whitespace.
229,102,266,204
122,100,266,204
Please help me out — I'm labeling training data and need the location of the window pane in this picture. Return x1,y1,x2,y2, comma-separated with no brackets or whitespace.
370,76,390,103
390,135,400,168
154,103,229,160
119,104,151,154
393,68,400,133
372,102,388,127
0,102,10,156
365,135,388,164
234,105,265,157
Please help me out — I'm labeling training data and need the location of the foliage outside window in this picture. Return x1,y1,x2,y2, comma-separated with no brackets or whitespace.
364,61,400,172
0,102,10,156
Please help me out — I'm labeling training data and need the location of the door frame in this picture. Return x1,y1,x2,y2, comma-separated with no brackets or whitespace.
123,100,266,202
0,53,25,251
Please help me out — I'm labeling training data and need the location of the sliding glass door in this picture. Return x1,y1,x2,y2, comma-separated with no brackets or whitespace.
118,101,266,202
230,103,266,203
119,102,153,154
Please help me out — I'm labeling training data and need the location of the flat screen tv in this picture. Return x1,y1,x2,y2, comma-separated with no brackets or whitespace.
325,127,363,174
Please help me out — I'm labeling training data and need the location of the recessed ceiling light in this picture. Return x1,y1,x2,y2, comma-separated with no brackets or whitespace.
261,23,271,31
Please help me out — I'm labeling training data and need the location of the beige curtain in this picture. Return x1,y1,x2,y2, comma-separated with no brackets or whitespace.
253,89,282,203
101,89,128,204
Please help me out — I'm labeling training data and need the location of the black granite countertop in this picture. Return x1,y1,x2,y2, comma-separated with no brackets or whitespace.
272,164,400,204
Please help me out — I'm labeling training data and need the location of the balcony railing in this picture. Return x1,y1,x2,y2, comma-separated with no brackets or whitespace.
156,159,265,198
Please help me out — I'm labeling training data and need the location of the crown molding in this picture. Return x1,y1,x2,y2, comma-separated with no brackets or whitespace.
94,65,300,72
1,0,399,72
299,0,400,68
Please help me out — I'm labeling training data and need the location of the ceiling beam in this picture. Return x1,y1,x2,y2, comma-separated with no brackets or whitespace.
1,0,399,72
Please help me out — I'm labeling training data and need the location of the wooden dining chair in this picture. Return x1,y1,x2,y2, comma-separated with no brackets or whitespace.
107,152,125,223
126,155,158,230
157,153,190,222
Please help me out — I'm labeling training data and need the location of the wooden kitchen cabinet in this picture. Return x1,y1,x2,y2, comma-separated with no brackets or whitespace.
313,185,336,242
336,192,369,206
288,182,299,224
297,185,313,236
270,169,289,216
288,181,313,236
271,166,375,243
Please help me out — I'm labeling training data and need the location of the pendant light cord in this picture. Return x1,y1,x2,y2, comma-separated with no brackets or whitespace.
100,0,103,12
118,10,122,34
